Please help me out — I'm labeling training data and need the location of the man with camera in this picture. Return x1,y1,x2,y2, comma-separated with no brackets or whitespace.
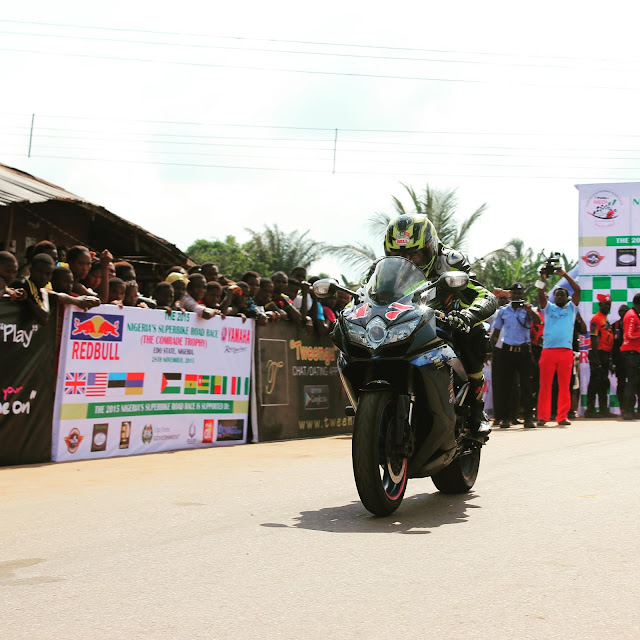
490,282,541,429
536,266,581,426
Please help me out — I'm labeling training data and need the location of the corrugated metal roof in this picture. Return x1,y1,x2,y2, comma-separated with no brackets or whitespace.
0,163,82,205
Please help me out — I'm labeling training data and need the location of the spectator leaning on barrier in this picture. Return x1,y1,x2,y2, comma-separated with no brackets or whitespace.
165,272,188,309
620,293,640,421
10,253,54,326
153,282,175,313
536,268,581,427
266,272,303,325
0,251,23,300
253,277,281,323
183,274,217,319
585,294,614,418
108,277,126,305
490,282,541,429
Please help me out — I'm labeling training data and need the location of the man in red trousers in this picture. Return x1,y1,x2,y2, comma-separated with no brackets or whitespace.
536,269,581,426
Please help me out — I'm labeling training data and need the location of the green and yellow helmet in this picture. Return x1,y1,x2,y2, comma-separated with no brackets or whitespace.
384,214,439,273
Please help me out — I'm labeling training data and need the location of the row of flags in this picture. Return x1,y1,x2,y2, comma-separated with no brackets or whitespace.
161,373,249,396
64,372,249,397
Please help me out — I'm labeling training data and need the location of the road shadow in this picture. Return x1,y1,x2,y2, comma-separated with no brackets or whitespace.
261,491,479,535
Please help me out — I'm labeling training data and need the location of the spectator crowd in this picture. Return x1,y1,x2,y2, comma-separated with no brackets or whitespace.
488,266,640,425
0,241,352,356
3,240,640,423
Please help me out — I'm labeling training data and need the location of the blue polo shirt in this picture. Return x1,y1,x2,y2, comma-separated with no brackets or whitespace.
541,301,578,349
493,304,532,346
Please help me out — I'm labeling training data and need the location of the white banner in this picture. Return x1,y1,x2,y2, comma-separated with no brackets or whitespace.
52,305,253,461
577,182,640,414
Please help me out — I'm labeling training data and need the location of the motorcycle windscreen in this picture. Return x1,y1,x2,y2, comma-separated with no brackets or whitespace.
367,257,427,306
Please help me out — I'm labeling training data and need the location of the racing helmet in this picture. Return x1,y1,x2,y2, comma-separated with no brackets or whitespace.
384,214,439,273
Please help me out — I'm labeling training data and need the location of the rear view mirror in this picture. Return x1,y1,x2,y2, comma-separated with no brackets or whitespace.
313,278,339,299
437,271,469,291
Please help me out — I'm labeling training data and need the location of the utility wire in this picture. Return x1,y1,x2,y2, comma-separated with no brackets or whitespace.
3,46,640,91
4,112,640,139
0,28,628,70
0,18,636,66
2,151,635,181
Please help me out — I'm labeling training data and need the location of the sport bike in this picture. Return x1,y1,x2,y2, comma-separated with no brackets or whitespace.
314,256,486,516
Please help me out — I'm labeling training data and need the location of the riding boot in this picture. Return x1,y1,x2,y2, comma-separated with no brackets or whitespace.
467,375,491,436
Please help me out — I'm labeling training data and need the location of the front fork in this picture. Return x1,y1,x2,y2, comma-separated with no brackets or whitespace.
394,394,414,458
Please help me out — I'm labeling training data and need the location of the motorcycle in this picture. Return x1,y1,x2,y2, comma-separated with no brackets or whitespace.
313,256,486,516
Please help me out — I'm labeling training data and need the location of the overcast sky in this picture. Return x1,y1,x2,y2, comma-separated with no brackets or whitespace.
2,1,640,279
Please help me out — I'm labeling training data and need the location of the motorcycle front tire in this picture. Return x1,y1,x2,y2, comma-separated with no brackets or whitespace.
352,390,408,517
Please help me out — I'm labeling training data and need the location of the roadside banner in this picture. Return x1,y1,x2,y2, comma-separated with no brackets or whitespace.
0,299,56,466
52,305,253,461
577,182,640,414
251,321,352,442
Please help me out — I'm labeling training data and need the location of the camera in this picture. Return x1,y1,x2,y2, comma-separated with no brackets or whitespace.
541,252,561,277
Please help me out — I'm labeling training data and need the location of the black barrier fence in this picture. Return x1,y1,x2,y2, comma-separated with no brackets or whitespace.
251,322,353,442
0,298,57,466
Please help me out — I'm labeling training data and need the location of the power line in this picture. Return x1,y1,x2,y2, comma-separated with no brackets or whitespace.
2,151,635,181
0,18,635,67
0,28,626,71
3,46,640,91
4,111,640,139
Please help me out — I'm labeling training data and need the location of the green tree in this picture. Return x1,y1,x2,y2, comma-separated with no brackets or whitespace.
368,183,487,252
186,225,325,280
185,236,250,280
326,182,488,280
473,241,578,301
243,224,325,276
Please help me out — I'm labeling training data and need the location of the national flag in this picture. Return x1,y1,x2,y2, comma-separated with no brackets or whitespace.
231,377,249,395
65,372,86,395
161,373,181,394
212,375,227,395
125,372,144,396
197,375,210,394
184,374,197,394
86,372,108,397
108,373,126,388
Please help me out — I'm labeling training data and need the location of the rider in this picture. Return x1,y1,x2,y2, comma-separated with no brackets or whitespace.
382,214,497,436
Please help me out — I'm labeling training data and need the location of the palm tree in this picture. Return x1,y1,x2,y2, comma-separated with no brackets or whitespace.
368,183,487,252
243,224,325,275
472,240,578,301
326,182,488,280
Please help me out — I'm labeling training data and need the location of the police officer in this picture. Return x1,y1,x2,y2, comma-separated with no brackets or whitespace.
490,282,541,429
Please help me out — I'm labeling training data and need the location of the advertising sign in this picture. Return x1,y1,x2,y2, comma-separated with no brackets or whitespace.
52,305,253,461
251,321,352,442
0,299,57,466
577,182,640,413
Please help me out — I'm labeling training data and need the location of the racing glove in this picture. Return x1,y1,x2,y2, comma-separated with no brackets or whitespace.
447,309,473,332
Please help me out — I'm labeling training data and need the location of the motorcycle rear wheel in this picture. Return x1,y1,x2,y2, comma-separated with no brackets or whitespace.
352,390,408,516
431,447,480,494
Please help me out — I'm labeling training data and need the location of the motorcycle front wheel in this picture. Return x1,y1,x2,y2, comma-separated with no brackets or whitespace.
352,390,408,516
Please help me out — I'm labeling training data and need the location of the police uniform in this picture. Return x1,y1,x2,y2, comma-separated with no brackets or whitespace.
492,291,536,428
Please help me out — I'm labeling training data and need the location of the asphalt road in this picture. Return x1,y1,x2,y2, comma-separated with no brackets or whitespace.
2,419,639,640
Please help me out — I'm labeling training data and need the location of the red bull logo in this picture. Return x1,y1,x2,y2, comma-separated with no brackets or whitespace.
70,313,123,342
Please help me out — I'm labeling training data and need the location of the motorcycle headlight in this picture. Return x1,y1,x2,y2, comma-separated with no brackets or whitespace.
366,316,387,347
385,317,421,343
346,322,370,347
